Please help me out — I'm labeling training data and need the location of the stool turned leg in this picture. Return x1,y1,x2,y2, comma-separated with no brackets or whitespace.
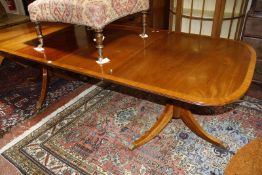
34,21,45,52
95,29,110,65
140,11,149,38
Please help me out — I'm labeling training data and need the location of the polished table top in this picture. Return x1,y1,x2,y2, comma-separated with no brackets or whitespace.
0,23,256,106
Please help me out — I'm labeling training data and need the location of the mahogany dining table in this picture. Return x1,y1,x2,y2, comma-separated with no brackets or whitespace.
0,22,256,150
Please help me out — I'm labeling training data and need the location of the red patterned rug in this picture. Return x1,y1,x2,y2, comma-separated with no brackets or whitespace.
0,59,87,138
1,84,261,175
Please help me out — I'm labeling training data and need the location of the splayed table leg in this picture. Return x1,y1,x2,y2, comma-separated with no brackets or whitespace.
174,106,226,148
36,66,48,111
0,55,4,65
130,104,174,150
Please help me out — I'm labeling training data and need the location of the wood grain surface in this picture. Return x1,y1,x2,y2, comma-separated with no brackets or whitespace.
0,23,256,106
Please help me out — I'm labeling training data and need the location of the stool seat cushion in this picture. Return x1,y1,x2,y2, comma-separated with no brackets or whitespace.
28,0,149,29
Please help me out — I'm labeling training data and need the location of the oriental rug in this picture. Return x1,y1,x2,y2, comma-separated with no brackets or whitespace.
0,59,86,137
1,85,262,175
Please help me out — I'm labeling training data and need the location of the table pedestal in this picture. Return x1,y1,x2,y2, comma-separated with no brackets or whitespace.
130,104,227,150
0,56,4,65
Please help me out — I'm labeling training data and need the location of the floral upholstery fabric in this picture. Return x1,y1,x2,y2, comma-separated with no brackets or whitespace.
28,0,149,29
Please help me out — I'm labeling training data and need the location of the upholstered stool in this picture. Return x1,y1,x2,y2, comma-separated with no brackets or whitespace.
28,0,149,64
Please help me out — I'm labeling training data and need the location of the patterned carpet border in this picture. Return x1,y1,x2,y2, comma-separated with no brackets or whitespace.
0,83,101,155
